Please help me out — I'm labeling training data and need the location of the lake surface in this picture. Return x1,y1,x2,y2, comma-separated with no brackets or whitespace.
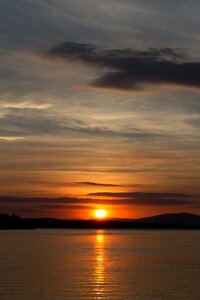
0,229,199,300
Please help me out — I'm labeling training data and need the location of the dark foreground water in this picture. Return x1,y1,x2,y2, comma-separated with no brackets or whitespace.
0,229,199,300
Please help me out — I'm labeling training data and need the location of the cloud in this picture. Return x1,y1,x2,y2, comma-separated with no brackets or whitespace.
28,204,95,210
0,196,92,204
88,191,193,198
87,191,197,206
77,181,121,187
0,136,24,141
186,115,200,127
48,42,200,91
0,107,165,140
0,193,197,207
0,107,62,137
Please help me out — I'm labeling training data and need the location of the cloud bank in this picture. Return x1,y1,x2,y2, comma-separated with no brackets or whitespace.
0,193,197,207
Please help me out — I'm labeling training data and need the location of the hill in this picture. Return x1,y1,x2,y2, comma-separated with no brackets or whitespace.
137,213,200,228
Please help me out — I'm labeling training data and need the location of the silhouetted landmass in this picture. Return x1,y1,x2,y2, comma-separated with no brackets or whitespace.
0,214,35,229
0,213,200,230
137,213,200,227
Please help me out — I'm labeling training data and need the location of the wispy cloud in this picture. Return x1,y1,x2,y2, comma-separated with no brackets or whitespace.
0,136,24,141
0,107,165,140
186,115,200,127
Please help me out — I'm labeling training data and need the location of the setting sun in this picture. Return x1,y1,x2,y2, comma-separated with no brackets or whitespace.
95,209,107,219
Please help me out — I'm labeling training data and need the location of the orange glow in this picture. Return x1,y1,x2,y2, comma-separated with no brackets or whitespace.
95,209,107,219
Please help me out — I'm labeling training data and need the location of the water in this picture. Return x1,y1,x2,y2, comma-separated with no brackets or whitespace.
0,229,199,300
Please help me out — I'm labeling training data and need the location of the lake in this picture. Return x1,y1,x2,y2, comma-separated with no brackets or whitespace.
0,229,199,299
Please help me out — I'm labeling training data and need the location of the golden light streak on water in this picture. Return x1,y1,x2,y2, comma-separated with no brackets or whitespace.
94,231,105,298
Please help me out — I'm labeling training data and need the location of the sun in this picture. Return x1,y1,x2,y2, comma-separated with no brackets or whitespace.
95,209,107,219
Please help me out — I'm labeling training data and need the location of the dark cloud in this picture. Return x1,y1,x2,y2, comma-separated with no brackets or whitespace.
0,196,92,204
88,191,193,198
77,181,121,187
87,191,197,206
48,42,200,91
29,204,95,210
129,198,193,206
0,193,197,207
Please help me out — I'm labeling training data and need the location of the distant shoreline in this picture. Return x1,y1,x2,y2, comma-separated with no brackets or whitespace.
1,213,200,230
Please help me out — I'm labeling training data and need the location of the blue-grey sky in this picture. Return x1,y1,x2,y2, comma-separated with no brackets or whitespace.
0,0,200,218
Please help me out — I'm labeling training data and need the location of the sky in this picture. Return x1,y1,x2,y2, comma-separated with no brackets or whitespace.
0,0,200,219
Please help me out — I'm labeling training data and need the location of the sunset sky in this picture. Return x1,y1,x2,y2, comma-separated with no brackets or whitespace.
0,0,200,219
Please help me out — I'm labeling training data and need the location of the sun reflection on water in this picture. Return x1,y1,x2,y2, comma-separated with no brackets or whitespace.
94,230,105,298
